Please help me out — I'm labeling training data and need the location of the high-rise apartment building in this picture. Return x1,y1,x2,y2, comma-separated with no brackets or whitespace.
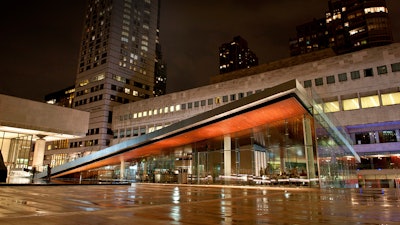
290,0,393,56
69,0,160,157
327,0,393,54
219,36,258,74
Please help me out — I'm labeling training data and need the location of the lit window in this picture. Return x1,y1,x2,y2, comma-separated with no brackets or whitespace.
164,107,169,113
349,27,365,36
364,7,387,14
175,105,181,111
143,111,147,117
360,95,380,108
381,92,400,106
170,106,174,112
138,112,142,118
342,98,360,111
148,126,156,133
133,113,137,118
324,101,340,113
79,79,89,87
313,103,323,114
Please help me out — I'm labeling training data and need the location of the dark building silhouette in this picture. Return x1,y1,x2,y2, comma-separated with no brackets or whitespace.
290,0,393,56
289,18,329,56
219,36,258,74
44,85,75,108
153,2,167,97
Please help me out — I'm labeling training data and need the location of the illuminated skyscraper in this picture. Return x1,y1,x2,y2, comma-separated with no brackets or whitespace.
70,0,160,156
326,0,393,54
290,0,393,56
219,36,258,74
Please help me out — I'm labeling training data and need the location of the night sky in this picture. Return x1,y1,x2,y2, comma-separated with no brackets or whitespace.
1,0,399,102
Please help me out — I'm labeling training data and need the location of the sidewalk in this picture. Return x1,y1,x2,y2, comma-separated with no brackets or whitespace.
0,183,399,224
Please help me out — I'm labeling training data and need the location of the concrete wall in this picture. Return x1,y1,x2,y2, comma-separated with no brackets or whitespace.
112,43,400,147
0,94,90,136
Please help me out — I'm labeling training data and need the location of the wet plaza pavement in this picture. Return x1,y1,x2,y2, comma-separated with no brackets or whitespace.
0,183,400,225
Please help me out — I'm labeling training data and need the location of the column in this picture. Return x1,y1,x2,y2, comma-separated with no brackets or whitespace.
32,136,46,171
303,116,316,182
120,161,125,180
224,135,231,176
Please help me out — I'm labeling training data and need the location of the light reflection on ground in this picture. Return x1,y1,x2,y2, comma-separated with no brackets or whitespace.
0,184,399,224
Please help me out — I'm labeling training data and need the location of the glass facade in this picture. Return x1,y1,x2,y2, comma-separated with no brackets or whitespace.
93,114,320,186
0,131,33,183
83,110,357,188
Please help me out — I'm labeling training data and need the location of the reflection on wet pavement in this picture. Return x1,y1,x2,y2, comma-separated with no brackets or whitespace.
0,183,399,224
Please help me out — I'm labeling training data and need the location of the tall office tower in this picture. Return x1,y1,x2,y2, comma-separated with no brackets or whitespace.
219,36,258,74
71,0,160,155
290,0,393,56
326,0,393,54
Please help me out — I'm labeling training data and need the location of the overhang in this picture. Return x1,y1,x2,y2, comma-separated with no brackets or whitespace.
0,94,89,141
52,79,317,178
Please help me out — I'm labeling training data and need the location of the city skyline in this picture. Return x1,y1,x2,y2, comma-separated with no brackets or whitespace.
1,0,400,102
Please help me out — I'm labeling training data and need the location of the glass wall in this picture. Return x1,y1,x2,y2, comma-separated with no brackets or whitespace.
104,114,321,187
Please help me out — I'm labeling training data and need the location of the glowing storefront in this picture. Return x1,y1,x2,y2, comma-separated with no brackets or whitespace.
51,80,359,188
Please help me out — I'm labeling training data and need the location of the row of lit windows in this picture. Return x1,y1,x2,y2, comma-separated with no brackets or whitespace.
364,7,388,14
119,90,260,122
119,62,400,124
119,105,182,121
79,73,105,87
304,62,400,88
315,91,400,113
120,86,398,124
